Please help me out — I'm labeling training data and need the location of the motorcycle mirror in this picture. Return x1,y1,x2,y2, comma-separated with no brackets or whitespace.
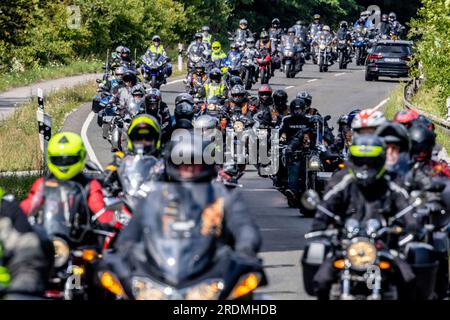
301,189,320,211
96,79,102,83
85,160,103,173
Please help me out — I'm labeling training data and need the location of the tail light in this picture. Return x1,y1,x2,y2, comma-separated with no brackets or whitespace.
368,54,383,60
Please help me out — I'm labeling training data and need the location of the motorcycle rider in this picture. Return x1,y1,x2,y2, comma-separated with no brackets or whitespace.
241,37,261,84
225,84,253,118
186,33,208,74
376,14,391,38
315,25,335,64
375,121,411,182
112,68,138,114
102,115,161,199
279,98,310,206
309,134,419,300
201,25,213,47
144,88,172,145
256,30,275,67
144,35,172,82
255,84,274,113
335,108,360,159
204,68,227,101
233,19,253,43
114,137,262,266
0,187,51,299
308,14,323,40
268,18,284,45
353,10,373,29
21,132,119,239
172,97,195,131
336,21,353,62
388,12,405,39
186,62,208,98
211,41,227,69
292,20,308,42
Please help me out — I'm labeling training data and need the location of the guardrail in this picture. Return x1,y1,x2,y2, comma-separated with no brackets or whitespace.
403,78,450,131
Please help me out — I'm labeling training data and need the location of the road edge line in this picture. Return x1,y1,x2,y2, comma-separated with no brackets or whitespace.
81,111,103,169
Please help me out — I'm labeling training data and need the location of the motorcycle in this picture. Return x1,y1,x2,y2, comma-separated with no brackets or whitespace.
141,53,168,89
27,178,114,300
240,51,257,90
316,36,333,72
229,30,247,51
352,32,368,66
279,35,303,78
96,194,266,300
301,191,439,300
336,38,351,69
256,52,272,85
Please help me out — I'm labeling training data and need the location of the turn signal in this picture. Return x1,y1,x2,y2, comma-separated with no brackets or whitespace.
379,261,391,270
82,249,97,262
230,273,260,299
333,259,345,269
100,272,125,297
338,163,345,169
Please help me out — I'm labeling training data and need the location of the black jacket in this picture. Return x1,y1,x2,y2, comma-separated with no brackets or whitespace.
0,195,50,297
116,181,261,256
311,173,417,232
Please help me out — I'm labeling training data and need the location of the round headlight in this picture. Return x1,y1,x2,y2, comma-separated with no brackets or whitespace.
53,237,70,268
319,44,326,50
233,121,244,131
346,239,377,271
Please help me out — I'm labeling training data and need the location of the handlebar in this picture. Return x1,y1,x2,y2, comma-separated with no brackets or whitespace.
304,229,338,239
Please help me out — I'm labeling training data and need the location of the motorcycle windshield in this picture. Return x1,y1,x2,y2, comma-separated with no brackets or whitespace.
118,155,157,196
281,35,295,47
127,99,142,117
235,30,246,43
140,185,220,285
37,181,89,242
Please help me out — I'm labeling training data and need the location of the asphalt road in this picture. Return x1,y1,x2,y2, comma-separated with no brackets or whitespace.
63,61,403,299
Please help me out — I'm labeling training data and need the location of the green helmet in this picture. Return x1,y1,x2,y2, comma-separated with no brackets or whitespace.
47,132,86,181
126,115,161,154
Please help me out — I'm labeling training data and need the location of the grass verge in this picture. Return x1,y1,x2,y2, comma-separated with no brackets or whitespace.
0,82,97,172
0,175,40,201
385,84,450,153
0,59,102,93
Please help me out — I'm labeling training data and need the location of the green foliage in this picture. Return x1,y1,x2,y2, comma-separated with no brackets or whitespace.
408,0,450,115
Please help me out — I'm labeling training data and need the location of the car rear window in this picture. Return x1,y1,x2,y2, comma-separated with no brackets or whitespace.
374,44,412,54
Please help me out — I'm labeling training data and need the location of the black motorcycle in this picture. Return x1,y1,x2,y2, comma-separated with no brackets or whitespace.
336,38,351,69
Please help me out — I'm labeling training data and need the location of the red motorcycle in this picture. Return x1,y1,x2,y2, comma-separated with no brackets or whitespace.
256,52,272,85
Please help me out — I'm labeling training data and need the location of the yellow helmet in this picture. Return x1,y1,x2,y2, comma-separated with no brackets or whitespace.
47,132,86,180
127,115,161,154
212,41,221,53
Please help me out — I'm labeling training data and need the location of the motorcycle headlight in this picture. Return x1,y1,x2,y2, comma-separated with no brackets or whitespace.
319,44,326,50
53,237,70,268
358,37,364,42
132,276,169,300
346,239,377,271
339,40,346,44
192,56,200,63
284,51,294,57
185,280,224,300
207,103,217,111
308,156,321,171
233,121,244,131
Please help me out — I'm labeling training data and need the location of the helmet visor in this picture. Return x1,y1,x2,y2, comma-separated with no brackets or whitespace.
49,155,81,166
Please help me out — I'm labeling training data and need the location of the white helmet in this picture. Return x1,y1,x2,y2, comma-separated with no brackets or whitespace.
322,25,331,32
352,107,386,131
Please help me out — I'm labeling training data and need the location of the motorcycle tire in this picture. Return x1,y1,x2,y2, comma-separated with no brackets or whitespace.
339,52,345,69
285,64,291,78
244,70,252,90
260,70,267,84
151,75,157,89
319,55,324,72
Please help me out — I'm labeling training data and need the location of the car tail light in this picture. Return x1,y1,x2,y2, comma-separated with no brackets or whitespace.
368,54,383,60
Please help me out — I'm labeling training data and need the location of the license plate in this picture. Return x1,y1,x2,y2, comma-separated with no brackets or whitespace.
317,172,333,180
102,116,113,123
384,58,400,63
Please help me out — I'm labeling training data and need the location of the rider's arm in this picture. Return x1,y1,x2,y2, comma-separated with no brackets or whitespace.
20,177,45,215
87,179,117,226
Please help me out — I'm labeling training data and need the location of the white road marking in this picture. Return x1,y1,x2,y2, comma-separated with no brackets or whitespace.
307,79,318,83
285,86,294,90
374,98,389,109
334,73,346,77
161,79,184,87
81,111,103,170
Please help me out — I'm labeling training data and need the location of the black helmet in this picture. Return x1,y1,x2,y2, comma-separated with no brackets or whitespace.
289,98,307,116
245,37,255,48
340,21,348,28
347,108,361,127
349,134,386,188
229,76,243,87
260,30,269,41
408,124,436,162
122,70,138,86
194,33,203,40
164,137,217,182
175,93,194,106
230,84,246,104
273,90,288,109
174,102,194,121
389,12,397,21
414,115,435,132
337,114,349,129
375,121,411,153
230,42,239,50
296,91,312,107
272,18,280,27
195,62,205,75
209,68,222,82
381,14,388,22
144,88,162,115
115,45,125,55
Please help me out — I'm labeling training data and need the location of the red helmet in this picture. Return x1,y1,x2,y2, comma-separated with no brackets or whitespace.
258,84,273,105
394,109,419,128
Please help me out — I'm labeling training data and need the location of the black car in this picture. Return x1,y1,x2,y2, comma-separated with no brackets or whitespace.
365,40,413,81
